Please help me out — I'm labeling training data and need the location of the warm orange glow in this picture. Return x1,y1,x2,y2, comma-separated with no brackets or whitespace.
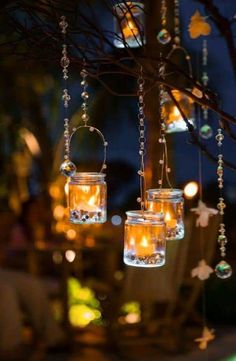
66,229,77,240
122,17,139,38
53,205,65,220
184,181,199,199
20,128,41,156
64,181,69,196
49,184,61,199
136,236,155,257
165,211,177,229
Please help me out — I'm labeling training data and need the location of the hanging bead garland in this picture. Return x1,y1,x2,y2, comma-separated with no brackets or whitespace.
173,0,181,46
59,16,77,177
157,0,171,45
58,16,108,225
146,61,184,241
123,67,167,267
215,128,232,279
199,40,213,139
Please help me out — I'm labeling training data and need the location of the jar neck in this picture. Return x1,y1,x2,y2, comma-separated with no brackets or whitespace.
70,172,106,184
126,210,164,224
147,188,183,200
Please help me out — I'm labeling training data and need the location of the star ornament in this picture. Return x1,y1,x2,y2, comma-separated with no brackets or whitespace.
191,259,214,281
195,326,215,350
191,200,218,227
188,10,212,39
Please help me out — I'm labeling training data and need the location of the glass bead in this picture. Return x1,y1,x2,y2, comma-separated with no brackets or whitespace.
60,57,70,68
81,92,89,100
215,260,232,279
157,29,171,45
218,234,227,243
199,124,213,139
60,160,76,177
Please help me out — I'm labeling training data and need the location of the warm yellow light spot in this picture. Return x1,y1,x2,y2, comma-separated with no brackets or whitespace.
88,195,95,206
53,205,65,220
122,17,139,38
165,211,171,221
69,304,101,327
55,221,66,233
140,236,148,247
129,237,135,246
66,229,77,240
64,181,69,196
49,184,61,199
20,128,41,156
65,249,76,262
173,106,180,117
125,313,141,324
184,181,199,199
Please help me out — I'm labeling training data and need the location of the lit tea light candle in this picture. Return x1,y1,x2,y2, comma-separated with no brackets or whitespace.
165,211,177,229
136,236,155,257
122,18,139,39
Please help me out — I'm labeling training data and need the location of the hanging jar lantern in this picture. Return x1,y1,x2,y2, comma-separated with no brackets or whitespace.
69,172,106,224
146,189,184,240
59,17,108,225
161,89,194,133
124,211,166,267
113,2,145,48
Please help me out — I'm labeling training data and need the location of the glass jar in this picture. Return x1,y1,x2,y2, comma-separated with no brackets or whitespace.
146,189,184,240
124,210,166,267
161,89,195,133
113,2,145,48
68,172,107,224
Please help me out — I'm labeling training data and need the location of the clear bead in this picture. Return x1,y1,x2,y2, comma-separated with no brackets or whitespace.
215,260,232,279
199,124,213,139
60,160,76,177
81,92,89,100
157,28,171,45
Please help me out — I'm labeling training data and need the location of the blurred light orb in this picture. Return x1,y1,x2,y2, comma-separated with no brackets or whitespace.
65,249,76,262
66,229,77,241
53,205,65,220
184,181,198,199
111,215,122,226
52,251,63,264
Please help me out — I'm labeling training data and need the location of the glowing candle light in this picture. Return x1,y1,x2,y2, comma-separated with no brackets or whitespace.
165,211,177,229
136,236,155,257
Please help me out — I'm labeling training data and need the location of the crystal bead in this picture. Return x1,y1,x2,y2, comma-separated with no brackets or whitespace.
60,57,70,68
157,29,171,45
60,160,76,177
82,114,89,121
215,260,232,279
80,70,87,77
218,234,227,243
81,92,89,100
199,124,213,139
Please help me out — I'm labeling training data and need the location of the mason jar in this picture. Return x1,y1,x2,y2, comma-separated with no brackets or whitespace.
68,172,107,224
113,2,145,48
124,210,166,267
146,188,184,240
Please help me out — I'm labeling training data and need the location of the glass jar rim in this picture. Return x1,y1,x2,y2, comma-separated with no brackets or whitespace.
71,172,106,181
146,188,183,199
126,210,165,222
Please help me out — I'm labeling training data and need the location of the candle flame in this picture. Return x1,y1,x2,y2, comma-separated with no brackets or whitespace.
123,17,139,38
130,237,135,246
88,195,96,206
165,211,171,222
173,106,181,117
140,236,148,247
64,181,69,196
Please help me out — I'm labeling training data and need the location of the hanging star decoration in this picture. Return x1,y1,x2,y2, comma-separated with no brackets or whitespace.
191,259,214,280
195,326,215,350
191,200,218,227
188,10,212,39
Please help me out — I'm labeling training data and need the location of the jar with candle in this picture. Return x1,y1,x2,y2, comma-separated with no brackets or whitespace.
68,172,107,224
146,189,184,240
113,2,145,48
124,210,166,267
